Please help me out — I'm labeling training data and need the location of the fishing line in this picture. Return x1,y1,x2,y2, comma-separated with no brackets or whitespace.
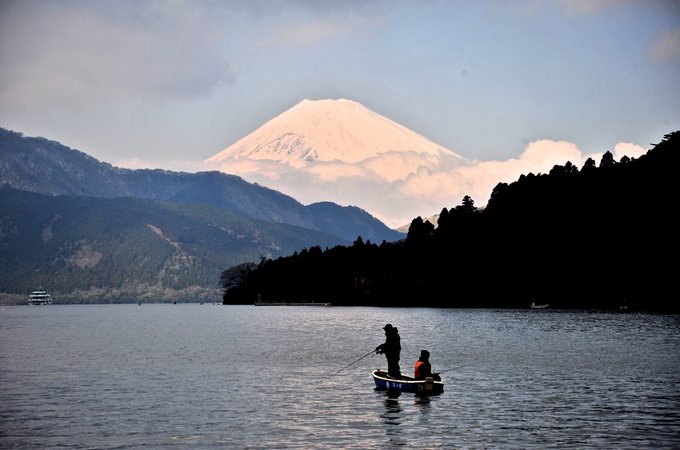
438,363,473,374
323,349,376,379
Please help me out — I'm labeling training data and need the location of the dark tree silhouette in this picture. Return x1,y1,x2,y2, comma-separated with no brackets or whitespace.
221,131,679,312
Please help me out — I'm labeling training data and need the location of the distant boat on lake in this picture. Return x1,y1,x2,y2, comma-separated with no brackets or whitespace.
28,289,52,305
530,302,550,309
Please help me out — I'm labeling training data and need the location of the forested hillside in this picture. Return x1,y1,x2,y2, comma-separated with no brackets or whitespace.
222,131,678,312
0,188,343,303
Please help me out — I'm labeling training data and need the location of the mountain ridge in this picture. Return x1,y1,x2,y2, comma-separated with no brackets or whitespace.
0,125,404,303
0,126,403,243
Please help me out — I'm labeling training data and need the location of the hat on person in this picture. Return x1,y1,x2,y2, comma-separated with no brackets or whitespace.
383,323,393,330
420,350,430,358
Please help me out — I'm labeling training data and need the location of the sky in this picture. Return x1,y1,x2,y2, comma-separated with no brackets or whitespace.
1,0,679,226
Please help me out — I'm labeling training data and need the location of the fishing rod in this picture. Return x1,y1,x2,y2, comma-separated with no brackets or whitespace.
324,349,377,379
437,363,473,374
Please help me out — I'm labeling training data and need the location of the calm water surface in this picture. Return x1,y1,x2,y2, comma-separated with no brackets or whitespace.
1,304,679,449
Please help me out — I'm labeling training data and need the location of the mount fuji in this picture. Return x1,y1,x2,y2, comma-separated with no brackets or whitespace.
205,98,468,227
207,98,463,166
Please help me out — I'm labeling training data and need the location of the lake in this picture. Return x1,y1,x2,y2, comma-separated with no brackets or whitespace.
1,304,679,449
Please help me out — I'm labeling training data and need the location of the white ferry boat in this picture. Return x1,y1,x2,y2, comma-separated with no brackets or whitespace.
28,289,53,305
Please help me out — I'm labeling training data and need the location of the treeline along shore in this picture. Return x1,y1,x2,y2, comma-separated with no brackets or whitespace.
221,132,678,312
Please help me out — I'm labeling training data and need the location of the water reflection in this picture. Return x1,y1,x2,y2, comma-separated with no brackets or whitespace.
414,395,431,406
378,389,439,446
380,390,402,425
378,390,404,447
415,395,433,430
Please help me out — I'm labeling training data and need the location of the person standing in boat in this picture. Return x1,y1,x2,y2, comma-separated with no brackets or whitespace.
375,323,401,379
414,349,440,381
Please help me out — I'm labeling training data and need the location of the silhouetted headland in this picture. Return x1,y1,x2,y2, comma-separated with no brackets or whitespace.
221,131,679,312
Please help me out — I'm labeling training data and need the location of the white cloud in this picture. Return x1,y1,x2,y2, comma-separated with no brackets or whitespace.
306,162,371,182
0,2,235,108
114,157,211,174
113,157,151,170
205,138,649,228
650,27,680,63
613,142,646,160
517,139,586,169
360,151,449,182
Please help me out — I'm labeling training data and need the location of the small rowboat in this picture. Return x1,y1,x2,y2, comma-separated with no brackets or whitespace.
372,370,444,395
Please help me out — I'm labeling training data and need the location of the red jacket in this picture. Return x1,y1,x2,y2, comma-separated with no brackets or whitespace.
414,360,431,380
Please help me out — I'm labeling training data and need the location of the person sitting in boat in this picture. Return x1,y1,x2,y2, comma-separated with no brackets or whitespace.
414,349,441,381
375,323,401,379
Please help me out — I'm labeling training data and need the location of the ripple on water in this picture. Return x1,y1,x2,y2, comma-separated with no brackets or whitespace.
1,305,679,449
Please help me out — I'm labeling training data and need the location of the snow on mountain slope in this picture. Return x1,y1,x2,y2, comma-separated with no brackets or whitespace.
204,98,469,227
206,98,463,165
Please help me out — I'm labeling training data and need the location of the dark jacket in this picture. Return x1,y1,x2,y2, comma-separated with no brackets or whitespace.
376,328,401,361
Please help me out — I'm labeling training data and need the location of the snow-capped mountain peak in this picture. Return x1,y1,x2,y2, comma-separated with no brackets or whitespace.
206,98,462,165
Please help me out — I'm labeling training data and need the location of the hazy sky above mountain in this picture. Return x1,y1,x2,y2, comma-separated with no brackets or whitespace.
1,0,679,225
